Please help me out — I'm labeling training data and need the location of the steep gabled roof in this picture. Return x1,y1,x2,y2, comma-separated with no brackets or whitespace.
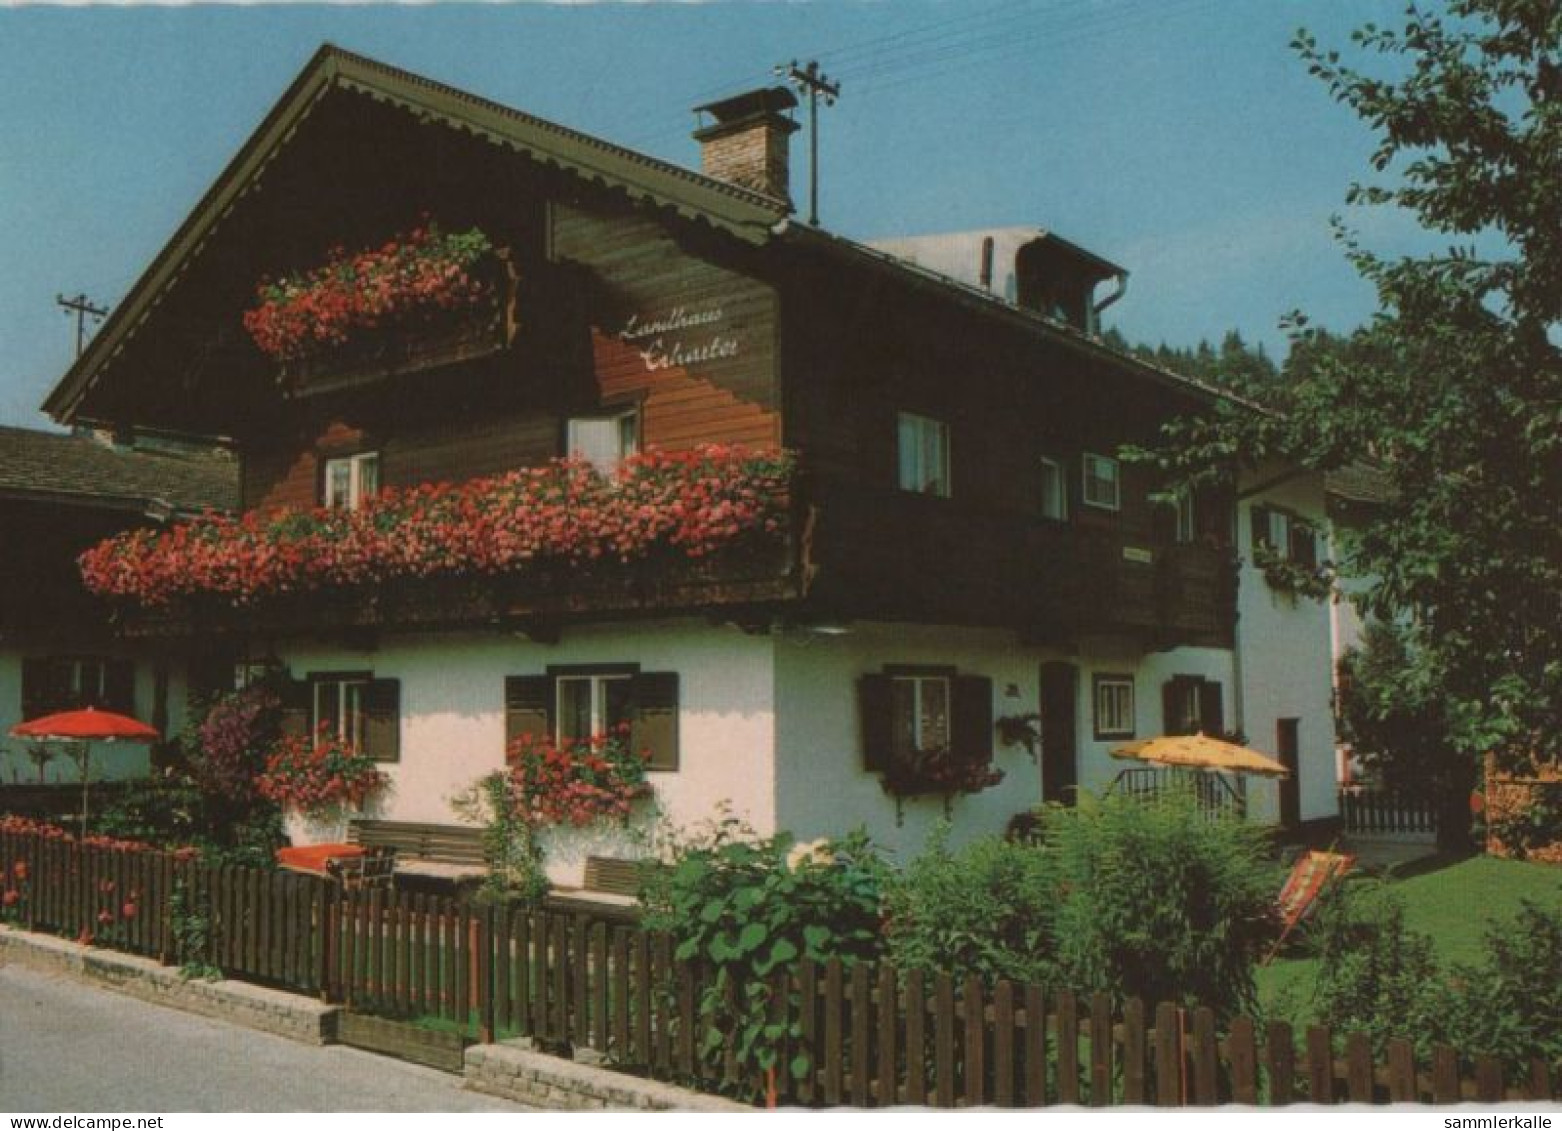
0,426,237,515
44,44,790,424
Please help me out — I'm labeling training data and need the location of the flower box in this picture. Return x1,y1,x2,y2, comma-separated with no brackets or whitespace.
79,446,796,611
243,223,518,394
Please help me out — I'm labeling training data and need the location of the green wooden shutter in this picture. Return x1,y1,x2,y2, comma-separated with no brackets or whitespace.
632,672,680,771
504,675,552,762
278,677,312,739
362,678,401,762
104,659,136,714
952,675,994,764
1162,679,1186,736
1198,680,1226,737
859,675,894,772
1291,522,1319,567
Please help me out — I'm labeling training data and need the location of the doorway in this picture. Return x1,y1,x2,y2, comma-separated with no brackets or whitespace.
1039,662,1078,805
1277,718,1301,828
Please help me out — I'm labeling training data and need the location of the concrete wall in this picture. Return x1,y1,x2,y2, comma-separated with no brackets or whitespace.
1236,469,1340,823
276,618,776,886
0,649,188,786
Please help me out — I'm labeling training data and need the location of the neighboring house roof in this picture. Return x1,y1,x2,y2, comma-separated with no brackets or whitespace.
1326,463,1394,506
0,425,238,515
867,227,1125,299
43,43,1233,424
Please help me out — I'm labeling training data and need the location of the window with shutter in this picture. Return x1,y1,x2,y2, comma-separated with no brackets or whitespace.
362,678,401,762
858,674,894,772
951,675,994,765
1198,680,1226,736
278,677,311,738
504,675,552,758
1250,505,1271,555
632,672,679,771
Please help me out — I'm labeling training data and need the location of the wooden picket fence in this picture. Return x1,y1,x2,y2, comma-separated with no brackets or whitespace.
1338,786,1438,839
1,830,1556,1106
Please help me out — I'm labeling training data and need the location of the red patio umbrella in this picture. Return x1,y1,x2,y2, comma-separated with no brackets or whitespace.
10,707,161,832
11,706,160,743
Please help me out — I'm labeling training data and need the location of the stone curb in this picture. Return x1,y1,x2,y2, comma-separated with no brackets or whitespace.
3,924,747,1110
0,925,339,1046
465,1042,750,1112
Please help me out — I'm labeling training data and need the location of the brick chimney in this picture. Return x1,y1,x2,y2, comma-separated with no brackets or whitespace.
693,87,799,205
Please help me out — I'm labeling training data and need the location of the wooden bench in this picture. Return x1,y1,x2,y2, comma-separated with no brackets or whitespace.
347,819,486,884
545,855,655,923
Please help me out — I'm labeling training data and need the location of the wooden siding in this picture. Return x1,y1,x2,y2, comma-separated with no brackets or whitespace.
782,261,1234,646
553,201,780,449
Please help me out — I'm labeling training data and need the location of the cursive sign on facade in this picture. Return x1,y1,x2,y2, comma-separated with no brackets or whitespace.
616,302,741,372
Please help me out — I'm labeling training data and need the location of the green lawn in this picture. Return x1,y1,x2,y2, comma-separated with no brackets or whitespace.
1257,853,1562,1026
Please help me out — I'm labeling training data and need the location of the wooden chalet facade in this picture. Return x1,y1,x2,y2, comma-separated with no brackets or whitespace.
42,47,1339,876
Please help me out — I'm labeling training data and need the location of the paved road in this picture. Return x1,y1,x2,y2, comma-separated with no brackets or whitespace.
0,964,531,1112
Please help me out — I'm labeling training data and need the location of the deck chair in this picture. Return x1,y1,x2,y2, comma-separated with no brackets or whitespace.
1262,848,1354,965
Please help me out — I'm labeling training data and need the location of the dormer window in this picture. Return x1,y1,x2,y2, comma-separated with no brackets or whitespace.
567,407,640,474
323,452,379,510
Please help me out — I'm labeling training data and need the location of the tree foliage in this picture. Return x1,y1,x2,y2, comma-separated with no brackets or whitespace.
1139,1,1562,772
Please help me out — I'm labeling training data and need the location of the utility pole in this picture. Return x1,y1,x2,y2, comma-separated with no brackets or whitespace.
776,60,840,227
56,293,109,358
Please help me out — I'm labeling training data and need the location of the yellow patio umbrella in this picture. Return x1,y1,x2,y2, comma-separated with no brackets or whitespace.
1111,732,1291,778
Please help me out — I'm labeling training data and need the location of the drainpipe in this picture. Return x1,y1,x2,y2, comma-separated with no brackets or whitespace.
1091,270,1128,335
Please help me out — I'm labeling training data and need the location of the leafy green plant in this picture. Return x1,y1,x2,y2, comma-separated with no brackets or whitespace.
1442,902,1562,1077
1253,542,1334,602
1308,881,1444,1060
169,878,222,981
882,823,1055,988
1041,788,1280,1021
450,771,549,907
640,816,887,1099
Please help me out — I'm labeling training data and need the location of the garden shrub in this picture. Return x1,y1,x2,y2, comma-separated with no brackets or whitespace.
882,823,1056,987
1442,902,1562,1078
1309,881,1444,1059
1039,788,1280,1021
1311,886,1562,1081
887,790,1279,1022
640,815,887,1099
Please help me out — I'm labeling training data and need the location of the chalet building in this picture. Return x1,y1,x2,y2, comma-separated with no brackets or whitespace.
40,47,1338,879
0,425,236,785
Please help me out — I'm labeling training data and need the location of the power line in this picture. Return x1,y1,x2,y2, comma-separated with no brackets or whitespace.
56,293,108,358
777,60,842,226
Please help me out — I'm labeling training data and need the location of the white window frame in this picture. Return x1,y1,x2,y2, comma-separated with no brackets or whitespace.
1093,675,1135,739
897,412,952,498
323,452,379,510
554,672,634,743
1268,508,1292,553
313,676,368,750
1081,452,1121,511
1040,456,1068,520
890,674,952,754
1174,490,1196,542
566,407,640,474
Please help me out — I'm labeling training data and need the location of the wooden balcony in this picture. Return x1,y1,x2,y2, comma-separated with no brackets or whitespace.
807,486,1236,648
107,519,808,642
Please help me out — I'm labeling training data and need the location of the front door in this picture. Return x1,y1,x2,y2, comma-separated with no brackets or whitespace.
1277,718,1301,828
1039,662,1078,805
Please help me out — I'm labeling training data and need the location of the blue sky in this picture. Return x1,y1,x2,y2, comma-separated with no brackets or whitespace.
0,0,1417,427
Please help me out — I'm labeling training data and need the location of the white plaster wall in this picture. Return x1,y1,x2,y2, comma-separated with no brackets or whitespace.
773,623,1238,867
276,618,776,886
1236,468,1340,823
0,648,186,787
